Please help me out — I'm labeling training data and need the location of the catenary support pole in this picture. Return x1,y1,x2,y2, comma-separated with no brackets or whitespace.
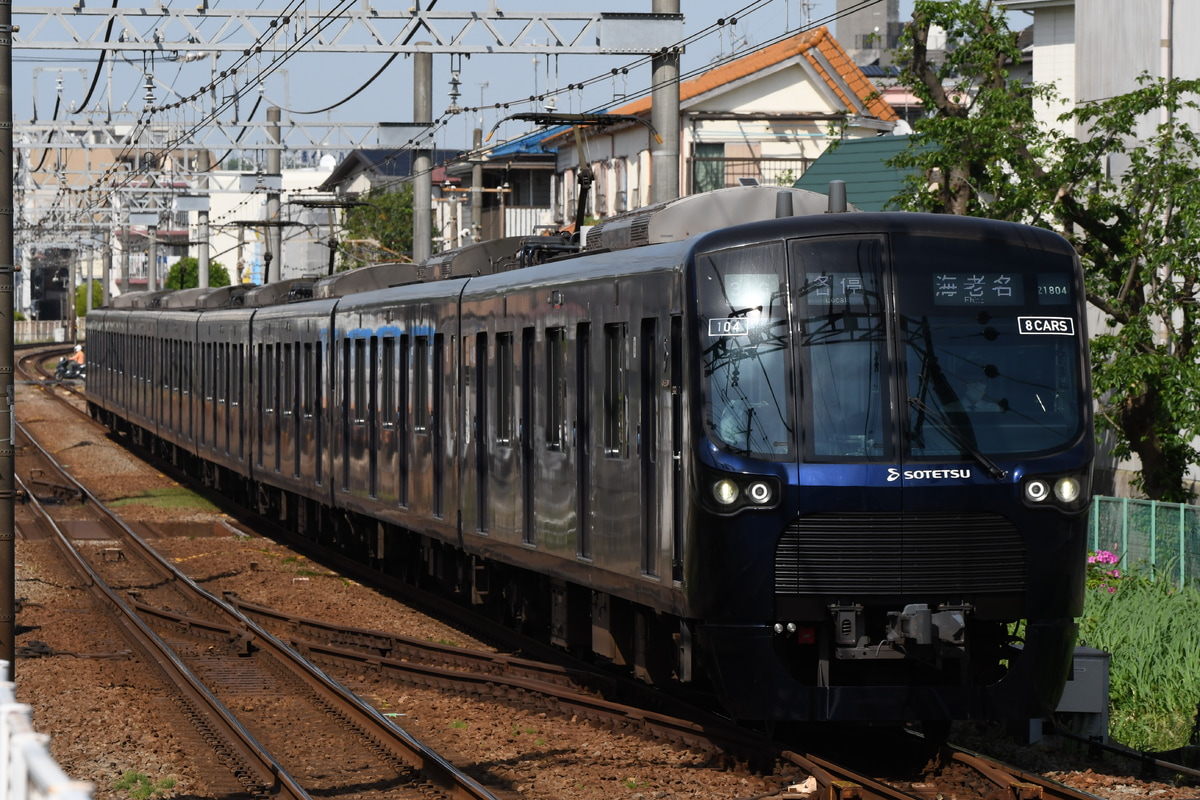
0,0,16,671
413,47,433,262
267,107,282,284
650,0,681,205
197,149,211,288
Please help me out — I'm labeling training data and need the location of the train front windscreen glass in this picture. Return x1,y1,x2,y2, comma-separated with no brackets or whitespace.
698,232,1086,463
890,232,1086,460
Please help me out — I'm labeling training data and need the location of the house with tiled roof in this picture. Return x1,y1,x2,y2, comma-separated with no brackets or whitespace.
545,25,899,223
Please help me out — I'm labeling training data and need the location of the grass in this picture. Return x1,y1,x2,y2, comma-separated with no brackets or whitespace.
112,771,177,800
108,487,220,512
1077,558,1200,752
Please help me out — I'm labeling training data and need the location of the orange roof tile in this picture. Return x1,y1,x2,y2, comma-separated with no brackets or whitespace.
608,25,897,122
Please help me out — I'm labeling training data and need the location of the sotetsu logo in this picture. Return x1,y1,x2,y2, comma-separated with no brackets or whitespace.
887,468,972,482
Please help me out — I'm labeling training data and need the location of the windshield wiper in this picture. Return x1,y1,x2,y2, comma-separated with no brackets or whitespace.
907,397,1008,481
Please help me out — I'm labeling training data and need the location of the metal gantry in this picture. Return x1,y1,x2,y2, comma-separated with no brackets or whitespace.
13,5,684,254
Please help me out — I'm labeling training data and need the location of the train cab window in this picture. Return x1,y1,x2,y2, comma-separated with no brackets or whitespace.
603,323,627,456
697,243,794,459
893,233,1086,458
496,333,514,445
546,327,566,450
791,237,889,462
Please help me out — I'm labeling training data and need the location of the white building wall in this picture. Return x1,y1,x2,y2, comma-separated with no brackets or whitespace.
1076,0,1200,139
1032,5,1076,137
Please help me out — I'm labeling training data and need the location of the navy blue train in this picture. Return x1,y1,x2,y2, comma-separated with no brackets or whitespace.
86,185,1093,724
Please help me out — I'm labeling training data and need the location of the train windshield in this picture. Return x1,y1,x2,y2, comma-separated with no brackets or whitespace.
697,242,794,459
894,233,1085,459
792,237,890,461
700,231,1085,464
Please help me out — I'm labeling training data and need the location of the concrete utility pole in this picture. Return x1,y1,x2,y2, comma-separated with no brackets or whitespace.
86,234,94,315
266,106,282,284
0,0,14,672
147,188,158,292
413,48,433,264
472,128,484,243
102,228,112,307
197,149,210,288
650,0,681,205
120,221,130,296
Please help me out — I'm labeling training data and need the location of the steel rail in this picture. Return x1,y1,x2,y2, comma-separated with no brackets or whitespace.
15,416,502,800
13,455,311,800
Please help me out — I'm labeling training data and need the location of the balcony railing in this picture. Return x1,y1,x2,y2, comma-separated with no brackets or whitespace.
689,156,815,194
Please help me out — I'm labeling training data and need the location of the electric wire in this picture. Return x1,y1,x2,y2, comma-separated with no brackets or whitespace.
22,0,890,250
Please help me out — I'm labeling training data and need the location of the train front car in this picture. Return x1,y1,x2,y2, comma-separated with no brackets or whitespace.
687,213,1093,724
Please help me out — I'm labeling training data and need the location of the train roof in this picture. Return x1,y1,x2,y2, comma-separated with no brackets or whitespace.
582,185,848,253
310,235,544,300
107,290,173,309
243,278,313,307
158,287,214,309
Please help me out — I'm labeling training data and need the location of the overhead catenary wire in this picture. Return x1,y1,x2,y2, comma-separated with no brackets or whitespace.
24,0,890,247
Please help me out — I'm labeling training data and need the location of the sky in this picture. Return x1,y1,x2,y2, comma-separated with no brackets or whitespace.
12,0,917,153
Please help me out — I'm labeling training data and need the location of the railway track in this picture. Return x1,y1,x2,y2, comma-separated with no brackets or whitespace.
15,348,501,800
13,341,1119,800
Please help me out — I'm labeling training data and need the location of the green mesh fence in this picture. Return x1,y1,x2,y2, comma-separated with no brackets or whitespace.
1090,496,1200,586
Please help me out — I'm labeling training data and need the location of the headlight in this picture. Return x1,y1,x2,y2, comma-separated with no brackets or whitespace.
712,479,739,506
1024,479,1049,503
747,481,773,505
1054,476,1081,503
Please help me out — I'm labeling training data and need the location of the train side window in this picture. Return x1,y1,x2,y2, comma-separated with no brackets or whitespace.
182,340,191,397
281,343,294,416
353,338,367,424
603,323,627,456
414,336,429,432
496,332,514,445
231,344,241,408
381,337,396,428
546,327,566,450
263,344,275,414
302,342,314,418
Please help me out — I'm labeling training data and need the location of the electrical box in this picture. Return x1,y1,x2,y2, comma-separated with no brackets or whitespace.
1056,646,1111,743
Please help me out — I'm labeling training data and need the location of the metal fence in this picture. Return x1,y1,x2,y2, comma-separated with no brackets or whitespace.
1089,495,1200,586
688,156,815,194
0,662,93,800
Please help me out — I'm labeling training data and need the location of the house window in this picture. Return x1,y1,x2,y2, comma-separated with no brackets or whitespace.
694,142,726,193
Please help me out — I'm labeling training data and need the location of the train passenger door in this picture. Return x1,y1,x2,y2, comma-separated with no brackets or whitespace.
368,336,379,497
433,333,446,518
670,315,684,583
575,323,591,559
521,327,535,544
340,337,352,492
639,318,659,576
473,332,489,532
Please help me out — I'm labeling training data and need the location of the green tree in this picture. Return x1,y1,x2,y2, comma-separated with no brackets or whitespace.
74,281,104,318
163,256,232,291
338,184,417,269
891,0,1061,220
1051,77,1200,501
892,0,1200,501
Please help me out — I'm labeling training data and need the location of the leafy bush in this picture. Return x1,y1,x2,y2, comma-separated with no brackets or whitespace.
1078,555,1200,751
